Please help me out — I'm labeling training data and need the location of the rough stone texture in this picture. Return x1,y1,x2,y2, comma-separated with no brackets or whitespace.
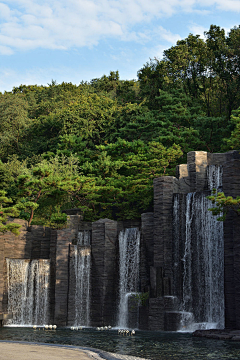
140,213,154,293
128,295,140,329
176,164,190,194
187,151,208,192
153,176,178,297
164,311,183,331
207,152,227,165
91,219,118,327
172,193,185,301
67,244,79,325
117,220,141,233
2,149,240,331
54,228,76,326
138,305,149,330
148,297,164,330
222,158,240,329
164,296,178,311
62,209,83,216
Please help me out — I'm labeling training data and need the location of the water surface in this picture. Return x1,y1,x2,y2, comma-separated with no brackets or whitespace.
0,328,240,360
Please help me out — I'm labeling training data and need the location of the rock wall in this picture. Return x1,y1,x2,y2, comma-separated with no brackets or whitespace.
222,158,240,329
91,219,118,326
1,150,240,330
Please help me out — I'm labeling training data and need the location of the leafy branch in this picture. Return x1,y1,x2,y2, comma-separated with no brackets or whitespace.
207,189,240,221
0,190,21,235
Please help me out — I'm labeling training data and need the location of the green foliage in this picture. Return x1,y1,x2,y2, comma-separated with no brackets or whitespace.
1,24,240,225
133,292,149,306
0,190,21,235
224,108,240,150
208,190,240,221
0,93,30,160
81,139,182,220
14,155,96,227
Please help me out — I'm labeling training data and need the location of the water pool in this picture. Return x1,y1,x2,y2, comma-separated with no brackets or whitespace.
0,327,240,360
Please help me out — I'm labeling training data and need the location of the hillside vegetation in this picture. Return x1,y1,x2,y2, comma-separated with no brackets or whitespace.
1,25,240,227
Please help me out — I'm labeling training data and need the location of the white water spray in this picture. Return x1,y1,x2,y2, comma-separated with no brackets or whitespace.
207,165,223,191
117,228,140,328
6,259,50,326
178,165,224,331
73,230,91,327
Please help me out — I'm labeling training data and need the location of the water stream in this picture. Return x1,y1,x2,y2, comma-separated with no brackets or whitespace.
6,259,50,326
73,230,91,327
117,228,140,328
174,165,224,331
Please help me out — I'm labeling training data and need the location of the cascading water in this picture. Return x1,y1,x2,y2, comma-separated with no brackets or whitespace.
117,228,140,329
6,259,50,326
73,230,91,327
175,165,224,331
207,164,223,191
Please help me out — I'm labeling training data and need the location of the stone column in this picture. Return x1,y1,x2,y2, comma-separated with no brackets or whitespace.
187,151,208,192
176,164,190,194
153,176,179,296
91,219,118,326
223,158,240,329
54,216,80,326
140,213,154,292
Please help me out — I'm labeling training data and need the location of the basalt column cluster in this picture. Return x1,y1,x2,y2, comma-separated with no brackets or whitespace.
0,151,240,330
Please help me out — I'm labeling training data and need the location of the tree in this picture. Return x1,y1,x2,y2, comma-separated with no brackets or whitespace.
0,191,21,235
16,155,97,226
81,139,182,219
208,190,240,221
224,107,240,150
0,93,30,160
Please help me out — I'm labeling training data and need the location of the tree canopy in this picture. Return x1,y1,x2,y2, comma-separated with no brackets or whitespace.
1,24,240,226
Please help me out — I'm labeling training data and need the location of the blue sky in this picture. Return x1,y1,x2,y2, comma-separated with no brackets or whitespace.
0,0,240,92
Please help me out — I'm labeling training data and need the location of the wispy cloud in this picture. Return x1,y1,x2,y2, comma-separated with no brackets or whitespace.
188,23,207,38
1,0,240,55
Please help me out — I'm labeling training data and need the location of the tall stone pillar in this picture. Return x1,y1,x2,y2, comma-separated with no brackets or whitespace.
91,219,118,326
140,212,154,292
187,151,208,192
54,215,81,326
148,177,178,331
223,158,240,329
153,176,179,295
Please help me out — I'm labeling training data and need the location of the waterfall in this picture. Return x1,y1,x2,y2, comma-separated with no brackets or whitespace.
117,228,140,329
182,193,194,317
73,230,91,327
175,165,224,331
207,165,223,191
6,259,50,326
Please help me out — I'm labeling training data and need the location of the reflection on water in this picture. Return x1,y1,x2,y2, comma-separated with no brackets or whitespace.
0,328,240,360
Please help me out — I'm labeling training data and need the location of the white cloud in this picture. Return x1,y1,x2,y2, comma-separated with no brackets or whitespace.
0,0,240,55
157,26,181,43
189,22,233,39
0,44,13,55
188,24,207,38
201,0,240,11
